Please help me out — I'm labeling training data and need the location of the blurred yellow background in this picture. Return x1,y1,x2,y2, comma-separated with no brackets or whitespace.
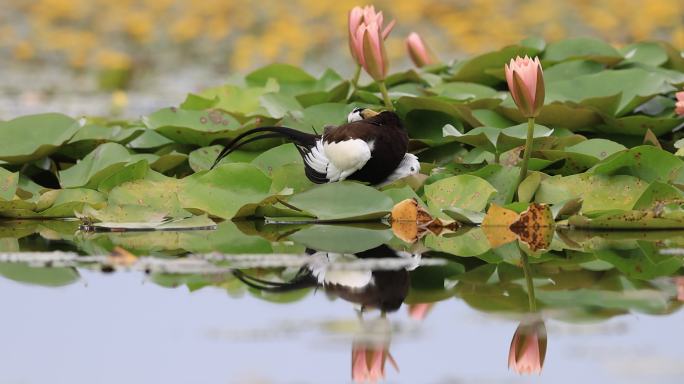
1,0,683,117
3,0,684,72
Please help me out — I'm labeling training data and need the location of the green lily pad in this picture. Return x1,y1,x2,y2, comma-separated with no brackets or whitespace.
127,129,175,149
179,93,219,110
144,107,241,146
633,181,684,210
59,143,157,189
590,145,684,183
250,144,303,175
179,163,273,219
246,63,316,89
536,174,647,213
450,43,541,85
37,188,106,217
425,175,497,214
97,160,150,193
619,42,668,67
468,164,519,205
200,80,278,117
596,114,682,137
0,167,18,201
429,82,499,101
543,60,605,83
280,103,353,134
545,68,674,116
0,113,80,164
286,182,393,221
543,37,623,65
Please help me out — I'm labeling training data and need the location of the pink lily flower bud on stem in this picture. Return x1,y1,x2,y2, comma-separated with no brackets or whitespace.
361,22,389,81
348,5,395,70
505,56,545,118
406,32,437,68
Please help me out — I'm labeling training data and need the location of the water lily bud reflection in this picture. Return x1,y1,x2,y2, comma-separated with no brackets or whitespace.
508,319,547,375
505,56,545,118
351,315,398,383
408,303,433,321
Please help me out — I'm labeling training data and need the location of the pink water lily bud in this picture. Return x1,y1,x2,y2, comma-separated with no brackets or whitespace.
352,343,399,383
508,320,547,375
676,91,684,116
348,5,395,71
406,32,436,68
505,56,545,118
361,22,389,81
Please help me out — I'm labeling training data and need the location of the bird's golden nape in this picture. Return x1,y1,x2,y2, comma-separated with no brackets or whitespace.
360,108,380,119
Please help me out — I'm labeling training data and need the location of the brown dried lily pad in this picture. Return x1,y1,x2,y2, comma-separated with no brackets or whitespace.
481,203,519,248
390,198,459,243
510,203,555,251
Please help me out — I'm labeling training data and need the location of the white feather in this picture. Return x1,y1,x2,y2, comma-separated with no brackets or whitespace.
376,153,420,187
323,139,371,181
347,109,364,123
304,139,329,175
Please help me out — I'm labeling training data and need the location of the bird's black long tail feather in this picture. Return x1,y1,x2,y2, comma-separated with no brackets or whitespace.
232,268,318,292
210,126,318,170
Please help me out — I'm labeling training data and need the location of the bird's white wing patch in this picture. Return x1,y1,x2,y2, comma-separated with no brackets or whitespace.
304,139,329,175
323,139,371,181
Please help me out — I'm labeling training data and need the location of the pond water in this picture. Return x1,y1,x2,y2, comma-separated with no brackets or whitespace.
1,220,683,384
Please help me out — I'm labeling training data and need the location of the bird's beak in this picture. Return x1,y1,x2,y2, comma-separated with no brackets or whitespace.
360,108,380,119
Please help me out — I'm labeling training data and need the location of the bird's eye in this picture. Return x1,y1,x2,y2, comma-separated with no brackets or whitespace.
410,167,415,172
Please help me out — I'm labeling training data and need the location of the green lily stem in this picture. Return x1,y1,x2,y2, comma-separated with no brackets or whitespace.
520,251,537,312
351,65,362,90
378,80,393,111
515,117,535,197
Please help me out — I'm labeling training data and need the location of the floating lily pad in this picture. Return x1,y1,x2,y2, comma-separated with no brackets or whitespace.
179,163,273,219
0,167,18,201
0,113,80,164
536,174,648,213
450,43,541,85
286,182,393,221
59,143,157,189
424,175,497,214
144,107,241,146
590,145,683,183
543,37,623,65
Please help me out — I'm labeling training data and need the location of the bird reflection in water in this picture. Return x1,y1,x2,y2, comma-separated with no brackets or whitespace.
232,244,416,382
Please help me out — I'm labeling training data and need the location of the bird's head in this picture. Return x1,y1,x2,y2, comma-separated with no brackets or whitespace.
347,107,380,123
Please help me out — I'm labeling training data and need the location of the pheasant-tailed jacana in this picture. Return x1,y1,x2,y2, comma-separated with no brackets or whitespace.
210,108,420,186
